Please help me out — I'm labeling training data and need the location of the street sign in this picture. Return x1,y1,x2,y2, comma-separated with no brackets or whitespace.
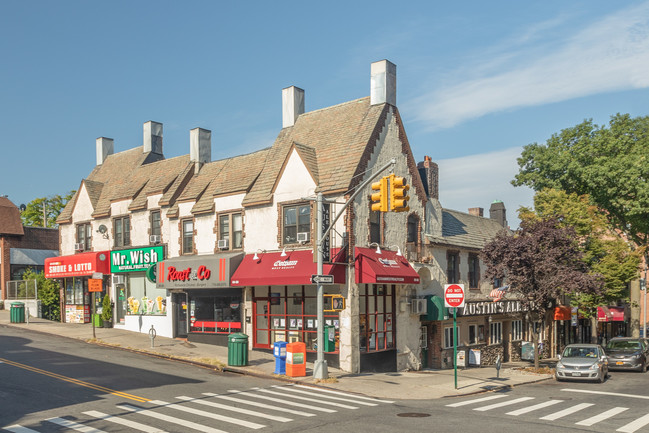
311,274,334,285
444,284,465,308
88,278,103,293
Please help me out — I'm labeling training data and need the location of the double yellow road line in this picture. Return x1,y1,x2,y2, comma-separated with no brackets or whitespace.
0,357,150,403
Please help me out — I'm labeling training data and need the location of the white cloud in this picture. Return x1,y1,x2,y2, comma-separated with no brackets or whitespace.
437,146,534,228
408,2,649,130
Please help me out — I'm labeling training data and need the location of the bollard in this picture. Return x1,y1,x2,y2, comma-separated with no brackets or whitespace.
149,325,157,348
26,307,29,325
495,355,502,378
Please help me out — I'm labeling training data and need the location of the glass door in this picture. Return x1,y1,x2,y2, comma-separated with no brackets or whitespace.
173,293,188,338
253,299,270,348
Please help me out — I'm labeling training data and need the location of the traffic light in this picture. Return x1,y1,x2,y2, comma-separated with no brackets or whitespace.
390,174,410,212
371,176,388,212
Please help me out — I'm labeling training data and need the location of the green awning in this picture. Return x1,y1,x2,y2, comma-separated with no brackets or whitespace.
422,295,448,321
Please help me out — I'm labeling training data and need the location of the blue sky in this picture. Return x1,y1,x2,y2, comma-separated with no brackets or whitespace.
2,1,648,227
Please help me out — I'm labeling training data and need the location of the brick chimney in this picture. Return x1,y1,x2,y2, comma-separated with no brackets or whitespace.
370,60,396,106
282,86,305,128
489,201,508,227
96,137,114,165
417,155,439,200
143,121,163,155
190,127,211,174
469,207,484,217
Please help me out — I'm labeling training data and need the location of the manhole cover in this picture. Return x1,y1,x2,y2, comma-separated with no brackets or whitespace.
397,413,431,418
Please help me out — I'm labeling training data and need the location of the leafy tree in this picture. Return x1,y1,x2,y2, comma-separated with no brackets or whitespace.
21,191,75,228
513,113,649,250
482,218,603,368
22,269,60,321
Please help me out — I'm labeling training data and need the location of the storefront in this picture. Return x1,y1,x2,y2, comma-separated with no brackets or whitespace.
231,249,346,366
156,252,244,344
44,251,110,323
597,306,627,345
354,247,421,372
110,246,168,335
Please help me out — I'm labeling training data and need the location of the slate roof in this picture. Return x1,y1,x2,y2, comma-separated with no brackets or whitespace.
0,196,24,236
242,97,387,206
426,208,507,250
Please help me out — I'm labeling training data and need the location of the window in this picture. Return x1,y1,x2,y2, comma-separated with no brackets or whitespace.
369,209,381,244
114,216,130,247
182,219,194,254
359,284,395,352
447,251,459,284
283,204,310,244
490,322,503,344
512,320,523,341
444,326,457,349
219,212,243,250
468,324,485,344
468,253,480,289
150,210,161,237
407,214,418,244
76,223,92,251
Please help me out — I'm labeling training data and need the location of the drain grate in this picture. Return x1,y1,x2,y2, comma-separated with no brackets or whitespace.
397,413,431,418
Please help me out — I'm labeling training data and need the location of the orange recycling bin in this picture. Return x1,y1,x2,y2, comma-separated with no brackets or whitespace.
286,342,306,377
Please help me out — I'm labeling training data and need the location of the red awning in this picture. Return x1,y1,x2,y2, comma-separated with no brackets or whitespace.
597,306,625,322
231,250,345,286
354,247,420,284
44,251,111,278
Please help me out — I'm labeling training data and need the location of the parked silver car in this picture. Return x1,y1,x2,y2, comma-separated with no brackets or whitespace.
605,337,649,372
555,344,608,383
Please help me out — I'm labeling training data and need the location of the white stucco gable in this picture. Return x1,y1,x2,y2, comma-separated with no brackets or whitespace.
274,147,317,202
71,182,95,222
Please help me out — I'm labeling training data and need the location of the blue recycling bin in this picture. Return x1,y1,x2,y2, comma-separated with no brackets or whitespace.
273,341,287,375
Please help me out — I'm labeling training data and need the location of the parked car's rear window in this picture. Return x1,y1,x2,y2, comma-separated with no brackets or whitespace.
607,340,642,350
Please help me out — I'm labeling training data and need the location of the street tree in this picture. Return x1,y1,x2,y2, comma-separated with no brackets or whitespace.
21,191,75,228
519,188,641,341
482,218,603,368
22,269,60,321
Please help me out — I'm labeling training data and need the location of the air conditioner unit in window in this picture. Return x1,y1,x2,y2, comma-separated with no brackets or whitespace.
411,298,428,314
218,239,229,249
74,243,84,252
149,234,161,244
297,232,309,243
112,274,125,286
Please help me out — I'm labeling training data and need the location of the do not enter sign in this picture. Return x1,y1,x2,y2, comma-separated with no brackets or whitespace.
444,284,465,308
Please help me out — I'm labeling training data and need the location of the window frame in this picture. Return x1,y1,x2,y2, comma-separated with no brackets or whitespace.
444,325,457,349
447,251,460,284
512,320,523,341
113,216,131,248
490,321,503,345
407,214,419,244
76,223,92,251
218,211,243,250
181,218,194,255
468,253,480,289
150,210,161,237
369,207,382,245
282,203,311,246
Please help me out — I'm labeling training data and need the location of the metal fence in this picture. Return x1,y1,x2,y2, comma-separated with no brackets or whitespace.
6,280,38,299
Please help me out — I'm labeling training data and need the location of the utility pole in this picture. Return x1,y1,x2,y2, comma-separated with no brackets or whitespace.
42,201,47,228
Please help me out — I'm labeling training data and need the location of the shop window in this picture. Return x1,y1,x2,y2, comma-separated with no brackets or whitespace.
76,223,92,251
468,253,480,289
124,273,166,316
512,320,523,341
444,326,456,349
113,216,130,247
283,204,310,245
359,284,395,352
369,207,381,244
182,219,194,254
218,212,243,250
490,322,503,344
150,210,161,237
407,214,419,244
189,294,242,334
447,251,459,284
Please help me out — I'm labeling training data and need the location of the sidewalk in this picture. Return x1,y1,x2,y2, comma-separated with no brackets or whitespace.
0,310,554,400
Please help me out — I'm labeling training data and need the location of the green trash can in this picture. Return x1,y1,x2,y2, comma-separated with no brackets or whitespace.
10,302,25,323
227,333,249,366
93,313,102,327
324,324,336,352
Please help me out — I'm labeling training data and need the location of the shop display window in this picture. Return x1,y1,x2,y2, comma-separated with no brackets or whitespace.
65,277,88,305
124,273,167,315
189,295,242,334
359,284,395,352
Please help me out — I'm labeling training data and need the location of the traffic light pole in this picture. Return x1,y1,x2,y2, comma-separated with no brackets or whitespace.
313,158,395,379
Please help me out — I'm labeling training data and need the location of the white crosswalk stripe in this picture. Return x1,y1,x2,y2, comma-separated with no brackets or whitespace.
83,410,169,433
576,407,629,426
539,403,595,420
473,397,535,411
149,399,266,429
2,426,40,433
118,404,228,433
227,388,338,412
176,395,293,422
445,394,506,407
254,386,360,409
45,417,106,432
506,400,563,416
203,392,317,417
292,384,395,404
275,385,379,406
618,413,649,433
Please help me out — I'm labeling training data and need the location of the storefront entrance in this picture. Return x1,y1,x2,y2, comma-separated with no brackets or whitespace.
173,292,188,338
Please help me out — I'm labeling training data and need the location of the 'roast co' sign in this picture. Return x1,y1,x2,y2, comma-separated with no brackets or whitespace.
156,253,243,290
458,300,526,317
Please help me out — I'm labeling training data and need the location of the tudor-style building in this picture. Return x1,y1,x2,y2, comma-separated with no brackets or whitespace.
52,60,525,372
